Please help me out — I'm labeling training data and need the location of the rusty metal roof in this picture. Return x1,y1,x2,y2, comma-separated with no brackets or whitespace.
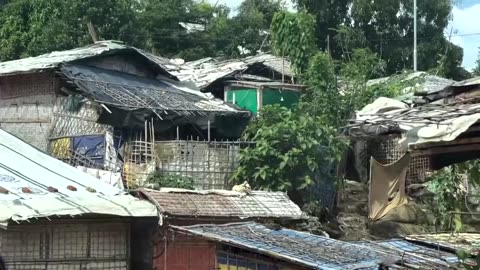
171,222,398,270
140,188,304,220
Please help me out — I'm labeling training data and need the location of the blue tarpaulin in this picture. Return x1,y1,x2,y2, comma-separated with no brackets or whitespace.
72,135,105,166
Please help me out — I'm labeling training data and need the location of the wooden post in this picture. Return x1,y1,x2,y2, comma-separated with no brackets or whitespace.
87,21,99,42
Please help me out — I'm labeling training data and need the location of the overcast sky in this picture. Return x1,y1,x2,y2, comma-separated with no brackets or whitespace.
209,0,480,70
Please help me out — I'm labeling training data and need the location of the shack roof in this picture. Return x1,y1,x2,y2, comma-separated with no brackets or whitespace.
405,233,480,256
61,64,248,114
0,129,157,227
0,40,176,79
171,222,398,270
168,54,293,93
346,97,480,147
140,188,304,220
355,239,460,269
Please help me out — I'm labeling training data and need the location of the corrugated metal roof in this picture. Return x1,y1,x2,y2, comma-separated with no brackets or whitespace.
168,54,293,91
141,188,304,220
355,239,459,269
171,222,398,270
405,233,480,255
0,41,176,78
0,129,157,227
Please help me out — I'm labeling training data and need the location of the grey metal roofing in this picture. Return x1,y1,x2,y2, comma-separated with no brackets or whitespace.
0,129,157,227
141,188,304,219
61,64,251,116
171,222,398,270
168,54,293,91
0,40,176,78
367,72,455,97
355,239,459,269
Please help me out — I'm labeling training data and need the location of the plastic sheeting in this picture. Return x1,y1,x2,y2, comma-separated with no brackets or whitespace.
0,129,157,226
369,154,410,221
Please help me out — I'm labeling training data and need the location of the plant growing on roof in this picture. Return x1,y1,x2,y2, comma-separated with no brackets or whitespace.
271,10,316,77
232,105,347,206
146,172,195,190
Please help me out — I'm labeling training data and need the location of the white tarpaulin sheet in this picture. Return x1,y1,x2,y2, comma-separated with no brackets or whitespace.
355,97,480,147
0,129,157,226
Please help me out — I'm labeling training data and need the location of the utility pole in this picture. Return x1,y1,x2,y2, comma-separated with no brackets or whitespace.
413,0,418,71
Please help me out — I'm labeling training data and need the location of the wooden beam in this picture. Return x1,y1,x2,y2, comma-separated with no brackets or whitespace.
412,143,480,156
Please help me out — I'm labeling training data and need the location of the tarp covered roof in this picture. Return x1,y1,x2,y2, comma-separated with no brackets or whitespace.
140,188,304,220
171,222,398,270
346,97,480,147
0,40,176,79
0,129,157,227
168,54,293,93
61,64,251,131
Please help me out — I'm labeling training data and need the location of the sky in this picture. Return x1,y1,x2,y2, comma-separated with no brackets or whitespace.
210,0,480,71
449,0,480,70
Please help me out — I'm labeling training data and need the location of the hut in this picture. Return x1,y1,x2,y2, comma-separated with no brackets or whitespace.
0,129,158,270
0,41,252,190
135,188,305,270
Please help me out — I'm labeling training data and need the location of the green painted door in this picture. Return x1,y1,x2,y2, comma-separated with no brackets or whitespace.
226,88,258,114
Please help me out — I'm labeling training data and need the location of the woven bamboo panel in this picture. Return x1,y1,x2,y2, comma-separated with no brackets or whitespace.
0,73,55,99
0,222,130,270
367,135,432,183
49,96,109,139
123,138,252,190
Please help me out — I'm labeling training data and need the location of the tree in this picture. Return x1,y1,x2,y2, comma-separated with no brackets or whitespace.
473,50,480,77
0,0,140,61
293,0,464,80
271,11,316,76
232,105,347,206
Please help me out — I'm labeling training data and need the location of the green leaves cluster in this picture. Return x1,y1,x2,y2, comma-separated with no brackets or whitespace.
232,105,347,205
271,11,316,76
293,0,468,80
0,0,284,61
425,161,480,232
146,172,195,190
0,0,139,61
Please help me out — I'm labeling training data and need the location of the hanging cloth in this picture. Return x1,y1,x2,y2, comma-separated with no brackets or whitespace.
369,154,410,221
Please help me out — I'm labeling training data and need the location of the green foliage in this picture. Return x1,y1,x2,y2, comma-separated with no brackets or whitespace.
293,0,464,80
301,52,341,127
271,11,316,76
146,172,195,190
474,52,480,77
457,250,480,270
0,0,140,61
426,167,464,231
232,105,347,205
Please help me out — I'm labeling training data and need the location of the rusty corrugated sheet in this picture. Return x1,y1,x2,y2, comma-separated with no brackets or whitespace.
141,189,304,220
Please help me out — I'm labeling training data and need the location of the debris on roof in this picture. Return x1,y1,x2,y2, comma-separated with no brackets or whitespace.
355,239,460,269
140,188,304,220
168,54,293,93
61,64,248,115
405,233,480,256
0,40,176,79
179,22,206,33
60,64,251,130
346,97,480,147
0,129,157,227
171,222,399,270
